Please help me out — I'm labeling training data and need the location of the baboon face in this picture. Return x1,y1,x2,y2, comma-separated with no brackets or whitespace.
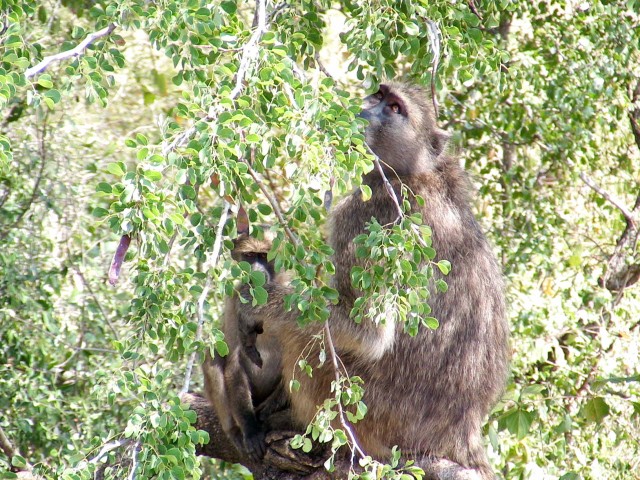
231,234,275,282
360,83,449,175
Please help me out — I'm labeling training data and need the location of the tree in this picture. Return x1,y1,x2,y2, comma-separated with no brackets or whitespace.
1,1,639,479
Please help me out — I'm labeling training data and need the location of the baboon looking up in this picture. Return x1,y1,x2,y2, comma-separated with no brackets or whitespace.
236,83,510,479
202,229,286,463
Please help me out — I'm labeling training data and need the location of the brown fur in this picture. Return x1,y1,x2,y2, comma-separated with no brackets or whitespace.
236,83,510,479
202,233,287,462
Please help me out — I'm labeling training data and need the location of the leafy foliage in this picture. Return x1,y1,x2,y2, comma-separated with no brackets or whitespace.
1,0,639,479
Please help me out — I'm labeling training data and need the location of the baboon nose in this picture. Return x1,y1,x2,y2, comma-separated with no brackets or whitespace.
358,109,371,121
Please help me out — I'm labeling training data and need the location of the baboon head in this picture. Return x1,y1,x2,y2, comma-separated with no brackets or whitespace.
231,232,275,282
360,83,450,176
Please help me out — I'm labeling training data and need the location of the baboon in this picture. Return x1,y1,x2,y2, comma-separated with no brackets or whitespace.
202,229,287,463
236,83,510,478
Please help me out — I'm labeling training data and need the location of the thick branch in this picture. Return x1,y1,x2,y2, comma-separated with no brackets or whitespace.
0,426,16,460
25,24,117,78
182,392,487,480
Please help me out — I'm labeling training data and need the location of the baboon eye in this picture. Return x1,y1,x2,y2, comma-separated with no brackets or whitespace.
389,103,401,114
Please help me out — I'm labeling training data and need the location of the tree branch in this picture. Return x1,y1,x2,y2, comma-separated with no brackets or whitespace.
25,23,117,78
182,392,486,479
578,172,635,226
162,0,270,155
181,201,231,395
0,123,48,241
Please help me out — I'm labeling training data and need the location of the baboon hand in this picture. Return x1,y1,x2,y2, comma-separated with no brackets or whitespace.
244,429,267,463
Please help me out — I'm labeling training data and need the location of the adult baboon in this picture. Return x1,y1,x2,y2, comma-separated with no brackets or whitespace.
236,83,510,479
202,229,287,463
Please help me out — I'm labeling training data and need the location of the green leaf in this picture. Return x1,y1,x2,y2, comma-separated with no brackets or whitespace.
360,184,372,201
250,270,266,287
559,473,580,480
435,279,448,292
190,212,202,226
257,203,272,215
214,341,229,357
96,182,112,194
582,397,610,423
92,207,109,218
220,0,237,13
36,76,53,89
44,89,61,104
521,384,546,398
252,286,268,305
11,455,26,468
504,408,534,440
436,260,451,275
106,162,125,176
135,133,148,145
143,170,162,181
423,316,439,329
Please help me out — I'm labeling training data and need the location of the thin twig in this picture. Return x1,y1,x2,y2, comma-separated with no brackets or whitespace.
72,262,120,340
578,171,635,226
314,53,334,80
243,154,300,248
25,23,117,78
0,126,48,241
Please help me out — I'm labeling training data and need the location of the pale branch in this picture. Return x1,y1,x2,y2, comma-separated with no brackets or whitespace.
25,23,117,78
0,426,16,460
366,145,404,219
181,201,231,395
89,440,129,465
127,441,140,480
162,0,270,156
322,322,367,464
425,19,442,116
578,171,635,226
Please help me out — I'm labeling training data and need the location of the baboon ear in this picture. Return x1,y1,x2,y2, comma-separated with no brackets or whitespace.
431,128,451,156
236,205,250,236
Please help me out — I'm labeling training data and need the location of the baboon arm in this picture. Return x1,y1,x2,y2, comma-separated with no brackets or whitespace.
237,284,395,361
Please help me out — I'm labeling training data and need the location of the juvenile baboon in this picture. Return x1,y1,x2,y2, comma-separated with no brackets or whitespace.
236,83,510,478
202,229,287,463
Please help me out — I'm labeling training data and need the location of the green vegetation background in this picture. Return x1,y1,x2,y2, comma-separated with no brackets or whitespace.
1,1,639,479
